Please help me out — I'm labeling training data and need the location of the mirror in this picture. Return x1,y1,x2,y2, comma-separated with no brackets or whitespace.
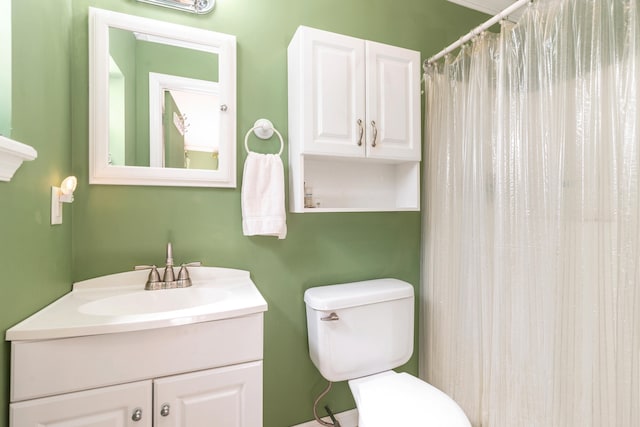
89,8,236,187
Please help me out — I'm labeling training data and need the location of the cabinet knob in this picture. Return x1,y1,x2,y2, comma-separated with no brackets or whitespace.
160,403,171,417
357,119,364,146
220,104,228,112
371,121,378,147
131,408,143,422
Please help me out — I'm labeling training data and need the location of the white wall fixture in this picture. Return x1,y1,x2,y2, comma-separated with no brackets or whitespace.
251,119,275,140
287,26,421,212
51,176,77,225
136,0,215,14
0,136,37,182
89,8,237,187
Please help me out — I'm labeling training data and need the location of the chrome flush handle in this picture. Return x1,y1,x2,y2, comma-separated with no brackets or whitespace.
321,312,340,321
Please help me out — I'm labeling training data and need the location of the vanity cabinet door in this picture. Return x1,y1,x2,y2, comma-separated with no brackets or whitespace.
153,361,262,427
10,380,152,427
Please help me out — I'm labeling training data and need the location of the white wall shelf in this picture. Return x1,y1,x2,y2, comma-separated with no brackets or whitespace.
294,155,420,212
0,135,37,182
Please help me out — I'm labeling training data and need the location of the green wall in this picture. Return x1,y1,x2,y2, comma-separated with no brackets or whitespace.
0,0,73,425
0,0,10,136
1,1,486,426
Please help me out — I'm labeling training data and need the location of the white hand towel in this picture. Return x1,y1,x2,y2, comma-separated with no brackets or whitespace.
241,152,287,239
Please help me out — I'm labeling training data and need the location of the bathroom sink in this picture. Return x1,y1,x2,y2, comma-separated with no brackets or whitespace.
78,287,230,316
6,266,267,341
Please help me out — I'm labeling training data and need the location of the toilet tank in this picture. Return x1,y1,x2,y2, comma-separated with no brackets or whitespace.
304,278,414,382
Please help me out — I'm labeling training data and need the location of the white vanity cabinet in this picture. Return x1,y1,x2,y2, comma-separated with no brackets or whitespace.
10,380,153,427
288,25,421,212
7,267,268,427
11,361,262,427
154,361,262,427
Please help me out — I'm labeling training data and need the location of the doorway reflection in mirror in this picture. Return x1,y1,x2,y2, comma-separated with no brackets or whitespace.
163,88,220,170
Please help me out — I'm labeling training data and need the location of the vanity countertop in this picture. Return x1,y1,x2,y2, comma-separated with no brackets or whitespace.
6,267,268,341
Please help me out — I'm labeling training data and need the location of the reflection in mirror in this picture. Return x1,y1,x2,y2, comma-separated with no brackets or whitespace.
90,8,236,187
148,73,220,170
164,88,220,170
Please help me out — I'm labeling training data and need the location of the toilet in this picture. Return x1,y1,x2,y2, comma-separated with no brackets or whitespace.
304,278,471,427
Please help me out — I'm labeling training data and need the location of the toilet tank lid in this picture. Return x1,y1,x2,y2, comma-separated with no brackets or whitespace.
304,278,413,311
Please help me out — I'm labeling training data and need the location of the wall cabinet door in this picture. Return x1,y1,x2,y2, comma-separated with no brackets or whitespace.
288,25,421,212
153,361,262,427
291,26,366,157
10,380,152,427
289,25,420,161
365,41,421,161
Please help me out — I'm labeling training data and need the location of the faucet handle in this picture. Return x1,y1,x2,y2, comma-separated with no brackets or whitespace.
175,264,191,288
135,264,161,281
177,264,191,281
147,265,162,284
176,262,201,279
175,262,200,288
135,265,163,290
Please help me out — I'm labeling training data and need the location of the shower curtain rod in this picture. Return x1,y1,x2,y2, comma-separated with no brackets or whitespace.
425,0,531,67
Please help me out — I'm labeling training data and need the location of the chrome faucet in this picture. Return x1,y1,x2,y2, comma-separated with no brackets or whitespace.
163,242,176,283
135,243,201,290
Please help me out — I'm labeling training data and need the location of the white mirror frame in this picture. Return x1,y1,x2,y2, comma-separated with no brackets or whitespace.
89,7,237,187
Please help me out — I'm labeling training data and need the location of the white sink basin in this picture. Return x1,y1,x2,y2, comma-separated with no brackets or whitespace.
6,267,267,341
79,287,230,316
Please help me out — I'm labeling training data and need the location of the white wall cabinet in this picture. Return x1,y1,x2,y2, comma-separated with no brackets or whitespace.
288,25,421,212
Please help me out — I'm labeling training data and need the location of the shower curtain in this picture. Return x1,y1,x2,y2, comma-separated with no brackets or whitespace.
421,0,639,426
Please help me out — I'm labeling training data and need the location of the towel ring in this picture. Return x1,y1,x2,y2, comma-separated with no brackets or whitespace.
244,119,284,156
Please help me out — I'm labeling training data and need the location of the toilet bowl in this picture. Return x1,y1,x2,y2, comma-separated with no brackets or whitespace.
349,371,471,427
304,279,471,426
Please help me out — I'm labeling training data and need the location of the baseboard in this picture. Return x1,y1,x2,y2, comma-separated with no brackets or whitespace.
290,408,358,427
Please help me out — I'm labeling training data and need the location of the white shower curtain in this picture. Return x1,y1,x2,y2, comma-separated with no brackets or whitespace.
421,0,639,426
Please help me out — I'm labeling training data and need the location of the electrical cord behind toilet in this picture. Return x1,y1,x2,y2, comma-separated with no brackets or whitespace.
313,381,341,427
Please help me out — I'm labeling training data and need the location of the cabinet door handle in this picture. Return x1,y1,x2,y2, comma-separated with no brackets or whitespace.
357,119,364,146
160,403,171,417
131,408,143,422
371,121,378,147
